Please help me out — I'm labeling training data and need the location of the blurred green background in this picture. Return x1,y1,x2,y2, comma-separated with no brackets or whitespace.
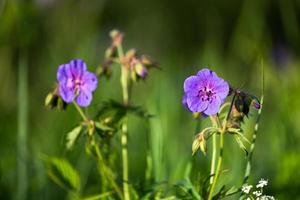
1,0,300,199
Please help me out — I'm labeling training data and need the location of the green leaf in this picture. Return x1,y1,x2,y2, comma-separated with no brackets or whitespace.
82,191,114,200
43,156,81,191
228,128,250,144
95,122,115,132
234,135,248,155
97,100,153,121
174,179,202,200
66,126,82,150
224,186,239,196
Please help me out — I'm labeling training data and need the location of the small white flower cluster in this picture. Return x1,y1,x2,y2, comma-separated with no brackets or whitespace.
241,178,275,200
256,179,268,188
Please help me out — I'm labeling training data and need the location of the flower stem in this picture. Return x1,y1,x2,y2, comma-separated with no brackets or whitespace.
243,62,264,185
208,94,236,200
92,141,124,199
72,102,122,198
209,115,219,184
208,129,224,200
117,44,131,200
73,101,88,122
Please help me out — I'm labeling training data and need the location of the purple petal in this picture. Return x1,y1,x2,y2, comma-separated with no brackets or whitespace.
182,94,191,111
186,95,208,112
69,59,87,78
183,75,202,94
137,67,148,78
76,90,92,107
253,100,261,109
214,79,229,99
57,63,72,84
81,72,98,92
196,68,217,79
203,97,221,115
59,85,75,103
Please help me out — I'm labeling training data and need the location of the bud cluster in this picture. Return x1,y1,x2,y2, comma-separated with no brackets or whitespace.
97,30,158,81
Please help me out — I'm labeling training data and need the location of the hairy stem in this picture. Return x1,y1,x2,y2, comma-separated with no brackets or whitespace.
209,115,220,184
208,94,236,200
72,102,123,199
93,141,124,199
243,64,264,184
117,44,131,200
243,96,263,184
73,101,88,122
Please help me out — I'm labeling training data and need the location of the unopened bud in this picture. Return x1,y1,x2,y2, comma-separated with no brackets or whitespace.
135,63,148,78
110,29,123,47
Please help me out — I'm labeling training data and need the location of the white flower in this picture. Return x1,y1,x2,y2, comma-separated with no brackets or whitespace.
259,195,275,200
256,178,268,188
253,190,262,197
242,184,253,194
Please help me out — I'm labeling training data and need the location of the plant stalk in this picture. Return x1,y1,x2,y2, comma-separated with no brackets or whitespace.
93,142,124,199
243,63,264,185
209,115,219,184
208,94,236,200
117,44,131,200
72,102,123,199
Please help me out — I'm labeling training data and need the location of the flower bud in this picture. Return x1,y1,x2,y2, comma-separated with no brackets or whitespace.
109,29,124,47
105,46,117,59
140,55,158,69
192,132,206,155
252,99,261,109
45,86,68,110
96,60,113,79
134,63,148,78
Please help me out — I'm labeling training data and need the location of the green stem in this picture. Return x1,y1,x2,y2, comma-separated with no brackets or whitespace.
72,102,122,198
73,101,88,122
209,115,219,184
208,129,224,200
117,44,131,200
121,122,130,200
243,62,264,185
93,142,124,199
208,94,236,200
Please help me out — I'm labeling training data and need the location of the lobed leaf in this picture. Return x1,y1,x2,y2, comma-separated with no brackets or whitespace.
66,125,82,150
43,156,81,191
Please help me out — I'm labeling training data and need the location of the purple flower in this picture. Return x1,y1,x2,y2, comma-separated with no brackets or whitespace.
57,59,98,107
183,68,229,115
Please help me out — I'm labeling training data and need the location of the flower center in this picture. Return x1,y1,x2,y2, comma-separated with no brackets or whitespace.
74,78,83,94
198,86,215,102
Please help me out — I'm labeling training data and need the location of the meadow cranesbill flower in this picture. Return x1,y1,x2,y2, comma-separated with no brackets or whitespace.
183,68,229,115
57,59,98,107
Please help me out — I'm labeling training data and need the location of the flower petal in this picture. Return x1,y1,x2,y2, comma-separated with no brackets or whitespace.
182,94,191,111
76,90,92,107
82,71,98,92
196,68,217,80
186,95,208,112
59,85,75,103
183,75,201,94
69,59,87,78
214,79,229,100
57,63,72,85
203,96,221,115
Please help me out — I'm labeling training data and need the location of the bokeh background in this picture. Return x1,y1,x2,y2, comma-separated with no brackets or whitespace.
1,0,300,199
